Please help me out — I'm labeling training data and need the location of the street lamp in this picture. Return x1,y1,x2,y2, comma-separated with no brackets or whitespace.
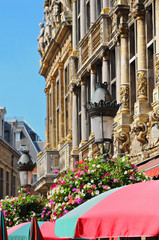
87,82,121,158
17,150,35,189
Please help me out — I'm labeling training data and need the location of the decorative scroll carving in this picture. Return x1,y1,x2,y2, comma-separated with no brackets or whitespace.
120,85,129,109
155,54,159,83
132,121,147,144
116,131,130,153
136,70,147,98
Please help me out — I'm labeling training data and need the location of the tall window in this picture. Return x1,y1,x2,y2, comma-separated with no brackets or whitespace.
110,48,116,100
65,64,70,136
6,171,9,196
77,0,81,43
0,168,4,199
96,0,102,17
129,22,137,114
78,87,82,144
86,0,90,31
146,1,156,103
13,176,16,196
56,79,60,143
86,77,91,136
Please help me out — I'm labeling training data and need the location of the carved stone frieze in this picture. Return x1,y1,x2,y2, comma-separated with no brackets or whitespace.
120,85,129,109
136,70,147,98
155,53,159,84
115,131,130,153
131,120,147,144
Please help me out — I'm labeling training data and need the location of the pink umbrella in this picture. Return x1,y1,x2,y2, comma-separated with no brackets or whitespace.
55,180,159,238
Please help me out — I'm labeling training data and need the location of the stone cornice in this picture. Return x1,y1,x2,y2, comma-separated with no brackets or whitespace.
0,137,20,158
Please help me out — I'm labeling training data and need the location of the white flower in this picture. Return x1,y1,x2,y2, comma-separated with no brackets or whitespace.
91,180,94,183
92,164,96,167
97,165,100,168
124,171,127,175
95,190,99,195
91,192,94,196
64,196,68,201
60,189,64,193
54,178,57,183
75,181,78,185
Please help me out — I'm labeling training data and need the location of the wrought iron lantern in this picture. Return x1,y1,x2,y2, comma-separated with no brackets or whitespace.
17,150,35,188
87,82,121,155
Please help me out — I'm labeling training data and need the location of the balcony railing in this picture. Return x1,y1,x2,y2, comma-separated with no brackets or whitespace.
78,13,110,71
37,150,60,181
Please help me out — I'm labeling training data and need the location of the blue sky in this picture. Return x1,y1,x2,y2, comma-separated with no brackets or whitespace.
0,1,46,141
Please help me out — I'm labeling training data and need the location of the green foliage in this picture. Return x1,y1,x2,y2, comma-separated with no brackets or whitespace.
48,154,150,220
0,188,51,227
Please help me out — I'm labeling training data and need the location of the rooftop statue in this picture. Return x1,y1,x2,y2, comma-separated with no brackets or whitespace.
43,6,51,45
37,23,45,57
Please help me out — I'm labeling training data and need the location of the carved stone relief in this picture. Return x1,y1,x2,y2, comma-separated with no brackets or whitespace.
155,53,159,83
115,131,130,153
136,70,147,98
131,120,148,145
120,85,129,109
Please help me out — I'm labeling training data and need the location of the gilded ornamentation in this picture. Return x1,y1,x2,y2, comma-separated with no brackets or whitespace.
155,54,159,83
111,14,117,33
116,131,130,153
132,121,147,144
120,85,129,109
136,70,147,98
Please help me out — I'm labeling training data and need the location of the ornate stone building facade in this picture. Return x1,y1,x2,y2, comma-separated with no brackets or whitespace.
35,0,159,194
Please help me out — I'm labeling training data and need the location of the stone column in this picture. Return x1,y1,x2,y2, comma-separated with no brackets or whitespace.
81,79,88,143
155,0,159,84
115,45,121,103
51,76,57,150
136,11,147,101
72,86,78,149
120,28,130,114
90,0,96,25
90,65,97,136
80,0,85,38
58,62,65,144
44,87,50,146
102,54,110,83
103,0,109,9
72,0,77,50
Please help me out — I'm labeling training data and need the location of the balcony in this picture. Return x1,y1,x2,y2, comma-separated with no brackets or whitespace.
34,149,60,195
77,13,110,76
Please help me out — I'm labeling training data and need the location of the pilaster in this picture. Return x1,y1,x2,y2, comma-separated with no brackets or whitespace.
114,5,131,156
81,78,88,145
90,0,96,25
58,62,65,145
50,76,57,150
44,87,51,149
72,0,77,50
80,0,86,39
102,53,110,84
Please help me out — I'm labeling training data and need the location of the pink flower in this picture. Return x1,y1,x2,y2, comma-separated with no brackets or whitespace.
92,185,96,189
130,176,135,180
75,189,80,193
116,170,119,173
105,173,110,176
80,184,85,188
64,210,69,214
61,180,66,185
129,172,134,175
54,170,59,174
75,161,78,165
72,188,77,192
113,179,118,182
103,185,109,190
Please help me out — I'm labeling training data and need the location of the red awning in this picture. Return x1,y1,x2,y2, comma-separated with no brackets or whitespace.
138,158,159,177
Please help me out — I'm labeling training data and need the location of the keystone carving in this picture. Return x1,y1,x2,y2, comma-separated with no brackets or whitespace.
155,54,159,83
120,85,129,109
132,121,147,144
116,131,130,153
136,70,147,98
